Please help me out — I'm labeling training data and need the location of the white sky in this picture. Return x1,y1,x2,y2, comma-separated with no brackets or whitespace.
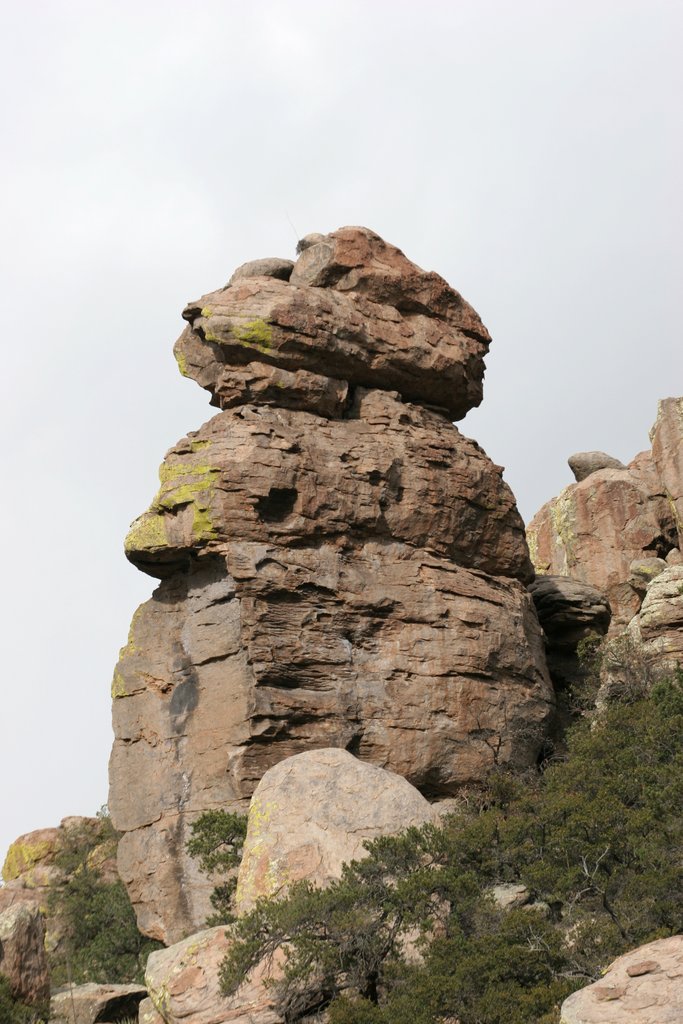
1,0,681,869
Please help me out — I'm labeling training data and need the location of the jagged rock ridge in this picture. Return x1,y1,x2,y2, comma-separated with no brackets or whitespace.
109,227,554,943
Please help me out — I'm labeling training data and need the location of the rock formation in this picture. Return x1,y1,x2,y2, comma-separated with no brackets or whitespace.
50,982,147,1024
0,816,118,954
235,749,438,912
109,227,555,943
0,903,50,1007
560,935,683,1024
527,399,681,629
144,927,281,1024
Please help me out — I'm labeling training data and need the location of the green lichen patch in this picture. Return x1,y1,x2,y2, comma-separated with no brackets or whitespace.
154,461,221,542
201,307,213,318
231,318,273,351
111,668,128,700
124,514,168,554
174,348,190,379
550,487,576,571
2,839,53,883
189,439,212,452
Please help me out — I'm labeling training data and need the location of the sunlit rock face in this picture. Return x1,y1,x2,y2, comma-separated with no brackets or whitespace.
527,398,681,632
109,227,554,944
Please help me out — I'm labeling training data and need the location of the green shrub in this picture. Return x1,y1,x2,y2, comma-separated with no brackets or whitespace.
0,975,46,1024
186,810,247,925
215,670,683,1023
48,812,161,985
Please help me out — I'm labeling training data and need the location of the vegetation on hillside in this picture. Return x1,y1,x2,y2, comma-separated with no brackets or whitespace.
47,811,162,986
190,669,683,1024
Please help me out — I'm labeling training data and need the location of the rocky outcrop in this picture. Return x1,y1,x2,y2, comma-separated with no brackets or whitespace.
628,565,683,674
145,927,281,1024
0,902,50,1006
528,575,611,690
0,816,118,954
50,982,147,1024
527,402,681,630
236,749,437,912
650,397,683,548
560,935,683,1023
109,227,555,943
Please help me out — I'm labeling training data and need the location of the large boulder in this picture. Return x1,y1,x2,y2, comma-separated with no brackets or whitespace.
110,228,555,943
629,565,683,674
560,935,683,1023
568,450,626,482
0,902,50,1006
236,748,438,912
145,927,281,1024
50,982,147,1024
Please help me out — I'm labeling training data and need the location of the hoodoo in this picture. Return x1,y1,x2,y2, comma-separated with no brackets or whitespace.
108,227,554,943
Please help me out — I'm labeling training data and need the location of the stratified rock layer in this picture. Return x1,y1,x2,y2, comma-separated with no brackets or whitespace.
528,401,681,629
236,749,438,912
110,228,554,943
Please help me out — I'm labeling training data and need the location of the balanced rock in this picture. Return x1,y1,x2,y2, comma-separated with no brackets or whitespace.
145,927,281,1024
528,401,679,626
0,902,50,1006
50,982,147,1024
110,228,554,943
236,748,438,912
568,450,626,482
560,935,683,1024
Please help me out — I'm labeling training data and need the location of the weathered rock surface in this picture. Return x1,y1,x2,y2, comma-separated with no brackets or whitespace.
0,902,50,1006
628,565,683,674
650,397,683,548
110,227,555,943
528,575,611,691
236,749,438,911
528,403,679,626
145,927,281,1024
568,450,626,481
50,982,147,1024
560,935,683,1023
175,226,491,421
1,817,118,954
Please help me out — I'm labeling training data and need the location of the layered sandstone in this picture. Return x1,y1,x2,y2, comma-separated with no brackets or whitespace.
109,227,554,943
527,402,681,630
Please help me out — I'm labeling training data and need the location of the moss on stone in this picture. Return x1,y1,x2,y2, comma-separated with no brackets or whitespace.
550,487,576,572
153,461,221,542
124,514,168,554
111,668,128,700
231,318,272,351
2,839,53,883
174,348,190,379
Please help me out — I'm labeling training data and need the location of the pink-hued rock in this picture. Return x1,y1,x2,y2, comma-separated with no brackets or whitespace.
110,228,554,944
50,982,147,1024
560,935,683,1023
145,927,281,1024
527,455,677,630
650,396,683,549
0,902,50,1006
236,749,438,912
176,226,491,421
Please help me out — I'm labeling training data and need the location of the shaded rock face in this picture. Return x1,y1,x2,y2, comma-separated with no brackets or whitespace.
560,935,683,1024
109,227,554,943
528,401,681,629
50,982,147,1024
528,575,611,690
145,927,281,1024
236,749,438,912
0,903,50,1006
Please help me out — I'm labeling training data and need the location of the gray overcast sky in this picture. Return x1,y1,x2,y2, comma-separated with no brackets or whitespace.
1,0,681,868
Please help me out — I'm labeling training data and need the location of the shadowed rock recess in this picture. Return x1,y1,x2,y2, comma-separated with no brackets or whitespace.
109,227,554,943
